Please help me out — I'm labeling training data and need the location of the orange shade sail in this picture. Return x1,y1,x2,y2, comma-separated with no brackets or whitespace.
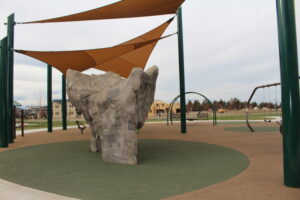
15,18,174,77
23,0,185,24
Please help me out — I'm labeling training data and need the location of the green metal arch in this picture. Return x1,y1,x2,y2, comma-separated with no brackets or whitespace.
167,91,217,126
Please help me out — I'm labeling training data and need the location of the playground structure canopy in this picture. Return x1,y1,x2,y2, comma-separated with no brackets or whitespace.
16,18,174,77
22,0,185,24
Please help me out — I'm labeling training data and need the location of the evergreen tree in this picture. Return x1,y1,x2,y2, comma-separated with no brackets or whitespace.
193,100,201,111
202,100,210,111
186,100,193,112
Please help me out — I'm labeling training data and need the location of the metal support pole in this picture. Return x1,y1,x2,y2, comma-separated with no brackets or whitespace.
177,7,187,134
276,0,300,188
7,14,15,144
47,65,53,132
62,75,67,130
0,38,8,148
13,106,16,139
3,37,10,145
21,109,24,137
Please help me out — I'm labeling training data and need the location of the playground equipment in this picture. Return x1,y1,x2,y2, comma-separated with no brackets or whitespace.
67,66,159,164
0,0,186,147
1,0,185,165
0,0,299,188
15,20,175,76
246,76,300,133
246,82,281,132
167,91,217,126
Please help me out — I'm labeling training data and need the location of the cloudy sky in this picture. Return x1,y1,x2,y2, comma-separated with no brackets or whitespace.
0,0,300,106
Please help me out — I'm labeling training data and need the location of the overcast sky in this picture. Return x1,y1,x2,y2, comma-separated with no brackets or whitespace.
0,0,300,106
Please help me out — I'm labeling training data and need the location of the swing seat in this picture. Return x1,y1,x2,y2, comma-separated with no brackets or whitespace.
279,124,283,134
276,120,283,135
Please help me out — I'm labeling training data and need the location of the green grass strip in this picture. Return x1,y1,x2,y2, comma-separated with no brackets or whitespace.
224,126,279,133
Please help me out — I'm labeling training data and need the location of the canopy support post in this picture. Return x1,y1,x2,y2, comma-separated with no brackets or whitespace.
7,14,15,144
62,75,67,130
276,0,300,188
177,7,187,134
47,65,52,132
0,38,8,148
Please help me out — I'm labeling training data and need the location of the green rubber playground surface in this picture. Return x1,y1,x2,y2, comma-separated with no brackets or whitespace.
224,126,279,132
0,139,249,200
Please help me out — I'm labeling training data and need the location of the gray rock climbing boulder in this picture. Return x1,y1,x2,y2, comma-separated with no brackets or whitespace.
66,66,158,165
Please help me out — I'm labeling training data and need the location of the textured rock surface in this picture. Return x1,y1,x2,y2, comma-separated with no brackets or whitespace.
66,66,158,165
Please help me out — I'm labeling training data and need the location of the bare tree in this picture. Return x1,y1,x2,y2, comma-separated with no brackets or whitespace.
34,89,45,125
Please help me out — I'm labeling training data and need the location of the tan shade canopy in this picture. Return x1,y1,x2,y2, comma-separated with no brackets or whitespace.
16,18,174,77
23,0,184,24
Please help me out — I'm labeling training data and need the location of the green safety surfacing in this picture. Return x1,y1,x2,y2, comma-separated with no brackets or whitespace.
0,139,249,200
224,126,279,133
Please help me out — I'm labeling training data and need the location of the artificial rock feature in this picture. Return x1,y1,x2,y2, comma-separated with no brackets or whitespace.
66,66,159,165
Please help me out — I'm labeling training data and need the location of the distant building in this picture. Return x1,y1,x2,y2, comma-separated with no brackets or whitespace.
52,100,84,120
26,106,47,119
16,99,183,120
14,100,23,118
13,100,22,107
148,100,181,117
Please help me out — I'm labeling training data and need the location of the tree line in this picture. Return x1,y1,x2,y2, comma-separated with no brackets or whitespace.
186,98,281,112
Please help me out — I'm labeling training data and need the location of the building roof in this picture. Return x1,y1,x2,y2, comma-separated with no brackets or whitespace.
153,100,167,104
13,100,22,106
53,100,70,104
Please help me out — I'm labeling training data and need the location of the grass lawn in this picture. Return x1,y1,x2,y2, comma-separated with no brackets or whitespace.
216,112,281,120
16,120,87,131
169,112,281,121
16,112,281,131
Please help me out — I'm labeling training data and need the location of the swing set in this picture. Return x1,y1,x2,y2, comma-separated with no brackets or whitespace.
167,91,217,126
261,85,281,123
246,76,300,133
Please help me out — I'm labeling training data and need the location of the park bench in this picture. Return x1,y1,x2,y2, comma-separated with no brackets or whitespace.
197,112,209,120
187,112,209,121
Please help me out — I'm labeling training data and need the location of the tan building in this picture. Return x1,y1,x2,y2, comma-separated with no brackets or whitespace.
52,99,179,120
26,106,47,119
148,100,181,117
52,100,84,120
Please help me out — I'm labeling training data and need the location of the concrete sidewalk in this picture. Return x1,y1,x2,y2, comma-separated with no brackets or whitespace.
0,179,78,200
16,126,78,136
1,127,81,200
